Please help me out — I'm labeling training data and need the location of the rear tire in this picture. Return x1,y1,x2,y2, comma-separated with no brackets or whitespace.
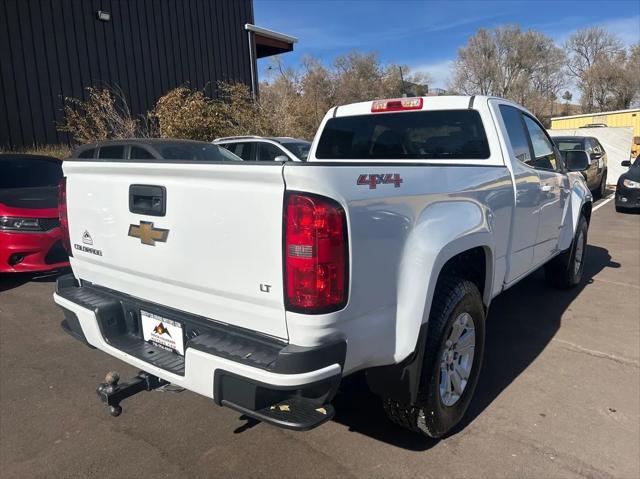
383,277,485,438
544,214,588,289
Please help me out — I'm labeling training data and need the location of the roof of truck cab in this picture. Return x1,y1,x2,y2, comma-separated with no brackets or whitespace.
214,136,310,144
332,95,480,118
329,95,540,119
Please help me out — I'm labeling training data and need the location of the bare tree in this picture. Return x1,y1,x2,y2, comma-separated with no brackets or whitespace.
449,26,566,121
525,31,567,119
297,56,335,137
260,52,431,139
332,51,387,104
585,46,640,111
449,28,498,95
562,90,573,115
565,26,624,77
59,85,141,143
626,44,640,107
564,27,625,110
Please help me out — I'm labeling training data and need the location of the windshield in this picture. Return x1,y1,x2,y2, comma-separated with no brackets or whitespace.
316,110,490,160
282,141,311,160
0,158,62,188
156,143,241,162
555,140,584,151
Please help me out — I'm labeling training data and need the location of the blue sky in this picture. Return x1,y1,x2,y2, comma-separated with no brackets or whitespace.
254,0,640,90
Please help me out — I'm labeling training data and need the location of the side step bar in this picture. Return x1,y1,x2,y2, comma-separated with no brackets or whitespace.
214,369,340,431
222,397,335,431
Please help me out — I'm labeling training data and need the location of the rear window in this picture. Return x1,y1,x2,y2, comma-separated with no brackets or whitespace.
257,142,284,161
0,158,62,188
316,110,490,160
130,146,155,160
78,148,95,158
282,141,311,160
555,140,584,151
224,142,254,161
156,143,241,162
98,145,125,159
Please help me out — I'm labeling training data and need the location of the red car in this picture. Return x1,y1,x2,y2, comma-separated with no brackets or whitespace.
0,154,69,273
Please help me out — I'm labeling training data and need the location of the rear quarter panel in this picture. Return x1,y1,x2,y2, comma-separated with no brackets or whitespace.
283,164,514,373
558,171,593,251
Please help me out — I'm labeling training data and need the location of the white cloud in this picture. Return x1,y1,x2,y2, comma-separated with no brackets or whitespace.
551,15,640,46
409,59,455,90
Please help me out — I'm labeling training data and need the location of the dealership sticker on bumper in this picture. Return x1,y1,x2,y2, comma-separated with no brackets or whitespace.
141,310,184,355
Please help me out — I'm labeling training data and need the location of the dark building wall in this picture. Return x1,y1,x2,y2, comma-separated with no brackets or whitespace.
0,0,254,148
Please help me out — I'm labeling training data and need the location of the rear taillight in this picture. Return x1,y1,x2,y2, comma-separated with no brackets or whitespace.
58,178,72,256
285,193,348,313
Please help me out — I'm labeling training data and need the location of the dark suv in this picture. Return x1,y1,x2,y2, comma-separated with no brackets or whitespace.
551,136,608,197
71,139,241,162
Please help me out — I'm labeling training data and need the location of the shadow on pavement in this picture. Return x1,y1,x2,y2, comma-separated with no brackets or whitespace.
331,244,619,450
616,208,640,215
0,268,68,293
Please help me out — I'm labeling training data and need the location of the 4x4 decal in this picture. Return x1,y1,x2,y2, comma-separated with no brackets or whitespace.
357,174,403,189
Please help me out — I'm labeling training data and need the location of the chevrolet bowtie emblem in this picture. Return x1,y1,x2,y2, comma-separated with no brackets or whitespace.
128,221,169,246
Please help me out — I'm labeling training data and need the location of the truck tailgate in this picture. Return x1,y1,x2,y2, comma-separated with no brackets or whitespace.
63,161,288,340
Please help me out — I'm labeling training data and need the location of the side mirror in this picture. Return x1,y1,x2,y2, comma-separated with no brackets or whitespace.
274,155,289,162
565,150,590,172
621,160,631,167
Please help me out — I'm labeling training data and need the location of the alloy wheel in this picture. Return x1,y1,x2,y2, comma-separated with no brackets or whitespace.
439,312,476,407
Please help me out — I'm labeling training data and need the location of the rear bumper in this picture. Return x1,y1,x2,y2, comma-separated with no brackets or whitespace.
0,229,69,273
53,275,345,430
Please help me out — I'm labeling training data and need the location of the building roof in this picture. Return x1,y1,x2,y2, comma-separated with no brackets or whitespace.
551,108,640,121
245,24,297,58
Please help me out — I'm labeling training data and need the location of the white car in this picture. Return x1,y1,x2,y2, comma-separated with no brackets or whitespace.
54,95,592,438
213,136,311,161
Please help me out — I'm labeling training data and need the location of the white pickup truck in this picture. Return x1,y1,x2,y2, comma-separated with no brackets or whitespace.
54,96,592,438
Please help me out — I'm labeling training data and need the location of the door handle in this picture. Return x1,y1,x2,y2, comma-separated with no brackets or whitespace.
129,184,166,216
540,184,552,192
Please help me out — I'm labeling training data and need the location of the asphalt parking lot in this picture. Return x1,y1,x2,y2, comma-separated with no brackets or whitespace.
1,197,638,479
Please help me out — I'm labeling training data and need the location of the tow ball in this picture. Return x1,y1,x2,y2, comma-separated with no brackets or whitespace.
96,371,167,417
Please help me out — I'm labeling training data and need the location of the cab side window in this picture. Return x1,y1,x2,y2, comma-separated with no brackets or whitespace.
130,146,155,160
78,148,95,158
224,142,255,161
584,139,593,155
98,145,126,159
592,141,603,155
258,142,284,161
499,105,533,166
523,116,558,171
